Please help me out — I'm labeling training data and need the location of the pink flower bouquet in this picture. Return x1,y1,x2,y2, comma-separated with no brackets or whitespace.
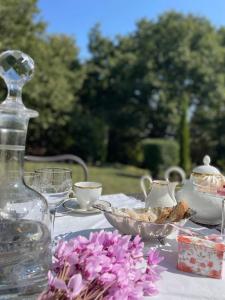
39,230,165,300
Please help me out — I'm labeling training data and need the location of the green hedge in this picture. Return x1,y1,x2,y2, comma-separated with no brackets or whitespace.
141,138,179,178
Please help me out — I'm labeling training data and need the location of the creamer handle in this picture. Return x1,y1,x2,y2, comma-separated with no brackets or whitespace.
140,175,152,199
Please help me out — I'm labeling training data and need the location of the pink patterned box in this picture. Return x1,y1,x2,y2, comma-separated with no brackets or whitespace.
177,235,225,279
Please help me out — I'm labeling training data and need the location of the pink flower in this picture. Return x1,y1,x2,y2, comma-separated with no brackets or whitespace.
145,265,167,281
68,273,84,298
39,231,165,299
50,276,67,291
99,272,116,284
147,248,164,265
143,281,159,296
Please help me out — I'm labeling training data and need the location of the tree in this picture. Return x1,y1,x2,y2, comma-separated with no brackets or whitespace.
133,12,225,170
0,0,45,100
82,13,225,166
0,0,84,154
81,25,151,163
25,35,84,154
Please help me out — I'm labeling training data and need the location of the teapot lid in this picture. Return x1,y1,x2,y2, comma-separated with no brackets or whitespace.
192,155,221,175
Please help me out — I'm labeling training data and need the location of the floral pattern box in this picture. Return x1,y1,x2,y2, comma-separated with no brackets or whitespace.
177,235,225,279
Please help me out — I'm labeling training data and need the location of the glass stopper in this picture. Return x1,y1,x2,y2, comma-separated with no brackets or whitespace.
0,50,38,118
0,50,34,85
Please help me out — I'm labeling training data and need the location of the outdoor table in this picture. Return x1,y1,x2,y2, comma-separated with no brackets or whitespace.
54,193,225,300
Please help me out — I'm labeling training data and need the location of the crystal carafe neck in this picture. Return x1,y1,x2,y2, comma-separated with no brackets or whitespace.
7,82,22,101
0,112,28,183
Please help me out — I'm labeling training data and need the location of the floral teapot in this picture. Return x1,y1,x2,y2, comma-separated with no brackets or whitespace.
140,175,178,208
165,155,225,225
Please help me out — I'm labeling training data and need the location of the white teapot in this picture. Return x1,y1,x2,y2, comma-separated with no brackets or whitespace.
165,155,225,225
140,175,177,208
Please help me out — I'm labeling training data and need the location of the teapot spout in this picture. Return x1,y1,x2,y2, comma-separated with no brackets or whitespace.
167,181,178,205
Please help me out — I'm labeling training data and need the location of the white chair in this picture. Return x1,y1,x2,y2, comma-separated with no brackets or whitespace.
25,154,88,181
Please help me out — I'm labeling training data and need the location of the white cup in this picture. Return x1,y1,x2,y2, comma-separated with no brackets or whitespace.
74,181,102,209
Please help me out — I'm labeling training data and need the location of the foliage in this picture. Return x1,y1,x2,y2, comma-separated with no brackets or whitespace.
69,108,108,163
141,138,179,177
82,13,225,166
27,35,84,154
0,0,45,101
134,13,225,168
0,0,84,154
80,25,148,163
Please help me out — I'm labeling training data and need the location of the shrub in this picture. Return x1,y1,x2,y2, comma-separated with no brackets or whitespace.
141,138,179,178
107,130,143,165
111,140,143,166
70,110,108,164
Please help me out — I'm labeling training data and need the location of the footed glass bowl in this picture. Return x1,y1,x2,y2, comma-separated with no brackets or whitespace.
94,202,195,244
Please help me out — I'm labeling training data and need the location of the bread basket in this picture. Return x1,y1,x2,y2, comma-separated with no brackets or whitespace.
94,201,196,244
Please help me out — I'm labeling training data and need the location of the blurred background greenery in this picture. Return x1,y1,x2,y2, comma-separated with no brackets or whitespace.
1,0,225,191
25,162,146,194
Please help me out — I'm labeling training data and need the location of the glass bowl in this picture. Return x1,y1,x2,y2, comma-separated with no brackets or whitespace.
94,202,195,244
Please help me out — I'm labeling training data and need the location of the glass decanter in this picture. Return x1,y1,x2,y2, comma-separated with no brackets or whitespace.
0,50,51,299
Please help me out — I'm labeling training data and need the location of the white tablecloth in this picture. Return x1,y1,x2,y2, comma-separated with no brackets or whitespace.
54,194,225,300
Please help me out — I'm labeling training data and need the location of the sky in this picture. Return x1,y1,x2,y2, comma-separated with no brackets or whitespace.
38,0,225,59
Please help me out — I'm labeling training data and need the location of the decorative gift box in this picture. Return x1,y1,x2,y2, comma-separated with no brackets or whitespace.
177,234,225,279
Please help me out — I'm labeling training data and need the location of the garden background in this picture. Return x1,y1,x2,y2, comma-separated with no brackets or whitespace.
1,0,225,193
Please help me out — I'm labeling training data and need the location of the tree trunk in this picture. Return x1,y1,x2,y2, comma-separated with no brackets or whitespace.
179,94,191,173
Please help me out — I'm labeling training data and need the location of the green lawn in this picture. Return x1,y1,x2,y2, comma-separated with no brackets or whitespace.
25,162,149,195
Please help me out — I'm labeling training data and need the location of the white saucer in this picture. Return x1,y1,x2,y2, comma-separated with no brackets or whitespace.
62,198,110,215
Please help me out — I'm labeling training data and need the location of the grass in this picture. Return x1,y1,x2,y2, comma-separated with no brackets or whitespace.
25,162,149,195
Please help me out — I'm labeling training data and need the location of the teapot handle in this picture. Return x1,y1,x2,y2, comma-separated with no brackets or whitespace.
140,175,152,199
167,179,178,205
164,166,186,184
